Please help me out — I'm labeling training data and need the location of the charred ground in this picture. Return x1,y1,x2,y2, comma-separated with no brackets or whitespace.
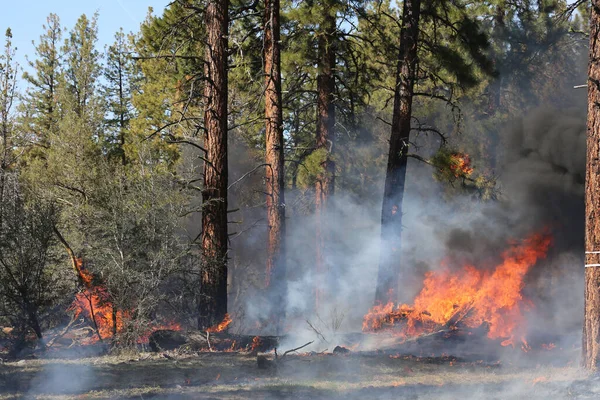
0,351,594,400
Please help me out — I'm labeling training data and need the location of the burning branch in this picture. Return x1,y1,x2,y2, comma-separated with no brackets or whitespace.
53,226,105,343
52,226,83,281
53,225,129,344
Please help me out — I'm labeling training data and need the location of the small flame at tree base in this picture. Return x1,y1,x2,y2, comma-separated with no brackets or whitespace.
363,232,552,348
206,313,232,333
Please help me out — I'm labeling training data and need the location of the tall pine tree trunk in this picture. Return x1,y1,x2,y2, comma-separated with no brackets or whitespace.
374,0,420,305
314,3,336,310
264,0,287,331
583,0,600,370
198,0,229,330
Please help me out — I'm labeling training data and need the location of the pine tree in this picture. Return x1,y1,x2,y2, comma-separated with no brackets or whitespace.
31,13,104,224
264,0,287,331
0,29,62,344
1,27,19,214
103,29,136,165
314,0,337,310
0,29,17,174
370,0,494,304
198,0,230,329
21,14,62,155
583,0,600,371
375,0,421,304
61,13,102,120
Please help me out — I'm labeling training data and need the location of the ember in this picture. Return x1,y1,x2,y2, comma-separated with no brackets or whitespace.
363,232,552,348
249,335,261,352
541,343,556,351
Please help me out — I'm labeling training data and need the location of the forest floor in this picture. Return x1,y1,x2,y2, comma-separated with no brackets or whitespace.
0,350,599,399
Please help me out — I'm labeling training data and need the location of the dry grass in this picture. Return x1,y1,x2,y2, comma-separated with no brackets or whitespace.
0,352,596,399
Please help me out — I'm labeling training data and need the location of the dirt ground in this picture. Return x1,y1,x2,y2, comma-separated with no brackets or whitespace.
0,350,598,400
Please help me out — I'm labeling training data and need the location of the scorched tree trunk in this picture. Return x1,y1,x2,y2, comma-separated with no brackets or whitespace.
374,0,421,305
199,0,229,330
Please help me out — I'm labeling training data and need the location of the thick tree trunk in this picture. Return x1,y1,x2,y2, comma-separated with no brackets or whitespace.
583,0,600,371
314,3,336,310
27,305,43,339
199,0,229,330
264,0,287,332
374,0,420,305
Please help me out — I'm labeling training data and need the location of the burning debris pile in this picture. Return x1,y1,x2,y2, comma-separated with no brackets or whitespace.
363,232,552,351
67,257,123,344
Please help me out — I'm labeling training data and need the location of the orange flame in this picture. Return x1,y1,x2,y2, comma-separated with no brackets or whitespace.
531,376,549,385
206,313,232,333
541,343,556,351
68,258,181,344
363,232,551,347
249,336,261,352
449,152,474,177
67,258,122,343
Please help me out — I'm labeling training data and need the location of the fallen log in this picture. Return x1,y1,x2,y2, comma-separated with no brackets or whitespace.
148,330,279,353
148,330,187,351
445,301,475,329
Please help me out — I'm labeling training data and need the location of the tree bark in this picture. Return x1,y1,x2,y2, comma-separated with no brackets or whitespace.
264,0,287,332
199,0,229,330
583,0,600,371
314,2,336,311
374,0,421,305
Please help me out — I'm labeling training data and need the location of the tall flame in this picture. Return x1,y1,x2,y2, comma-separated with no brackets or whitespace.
67,258,122,343
363,232,552,347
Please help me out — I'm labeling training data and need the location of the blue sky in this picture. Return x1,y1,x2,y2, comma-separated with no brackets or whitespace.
2,0,169,76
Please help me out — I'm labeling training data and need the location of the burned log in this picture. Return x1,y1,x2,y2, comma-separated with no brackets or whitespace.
333,345,351,354
149,330,187,352
444,301,474,329
148,330,279,353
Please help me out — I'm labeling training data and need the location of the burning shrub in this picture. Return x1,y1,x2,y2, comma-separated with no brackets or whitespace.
78,165,190,348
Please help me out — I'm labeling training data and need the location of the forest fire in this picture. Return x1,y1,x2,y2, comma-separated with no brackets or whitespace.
68,258,123,344
363,232,552,348
68,258,181,345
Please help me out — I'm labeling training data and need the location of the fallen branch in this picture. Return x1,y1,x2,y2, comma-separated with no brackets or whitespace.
259,341,315,369
45,316,78,348
280,341,314,359
206,331,212,352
